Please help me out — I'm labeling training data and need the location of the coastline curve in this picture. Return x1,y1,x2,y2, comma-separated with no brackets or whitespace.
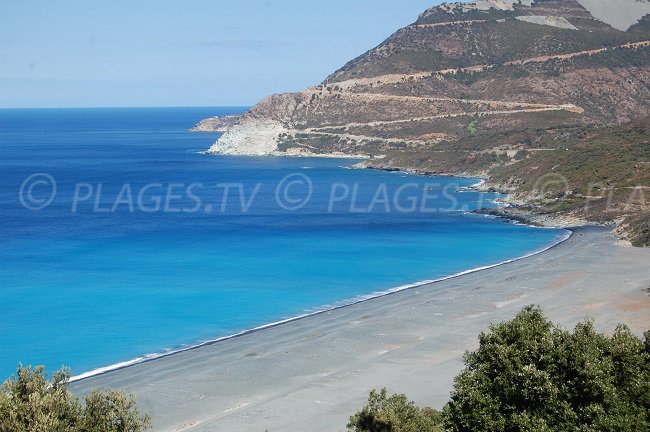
70,226,573,382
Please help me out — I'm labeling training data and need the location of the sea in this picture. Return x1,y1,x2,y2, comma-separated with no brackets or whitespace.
0,107,569,380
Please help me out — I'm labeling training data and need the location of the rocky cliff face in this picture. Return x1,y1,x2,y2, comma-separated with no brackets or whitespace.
203,0,650,243
189,114,242,132
207,0,650,160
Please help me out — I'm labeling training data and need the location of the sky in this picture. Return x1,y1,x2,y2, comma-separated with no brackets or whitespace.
0,0,441,108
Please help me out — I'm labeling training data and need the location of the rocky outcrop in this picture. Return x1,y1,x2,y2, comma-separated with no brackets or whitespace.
189,114,242,132
515,15,578,30
577,0,650,31
206,93,301,155
475,0,534,11
207,118,289,155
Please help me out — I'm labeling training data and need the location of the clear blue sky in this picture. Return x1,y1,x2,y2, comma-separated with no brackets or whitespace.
0,0,441,108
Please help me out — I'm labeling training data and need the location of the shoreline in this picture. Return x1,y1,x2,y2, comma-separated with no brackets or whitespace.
70,226,650,432
200,150,591,231
68,156,560,383
201,149,371,159
70,226,573,383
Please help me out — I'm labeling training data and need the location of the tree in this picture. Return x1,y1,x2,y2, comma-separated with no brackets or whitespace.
347,388,443,432
0,365,151,432
350,307,649,432
443,306,650,432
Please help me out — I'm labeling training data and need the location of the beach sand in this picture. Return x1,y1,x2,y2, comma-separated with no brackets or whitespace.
70,227,650,432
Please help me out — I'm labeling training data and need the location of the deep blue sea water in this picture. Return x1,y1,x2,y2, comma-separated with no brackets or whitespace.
0,107,568,380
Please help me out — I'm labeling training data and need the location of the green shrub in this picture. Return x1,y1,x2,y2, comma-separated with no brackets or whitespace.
348,388,443,432
351,307,650,432
628,214,650,247
443,306,650,432
467,119,478,137
0,365,151,432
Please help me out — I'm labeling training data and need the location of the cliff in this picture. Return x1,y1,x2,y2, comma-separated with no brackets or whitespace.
207,0,650,157
202,0,650,243
189,114,242,133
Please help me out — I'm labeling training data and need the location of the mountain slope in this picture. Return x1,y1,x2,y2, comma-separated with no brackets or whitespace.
208,0,650,158
203,0,650,242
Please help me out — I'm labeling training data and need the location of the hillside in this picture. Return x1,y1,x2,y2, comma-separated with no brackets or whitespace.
486,117,650,246
202,0,650,243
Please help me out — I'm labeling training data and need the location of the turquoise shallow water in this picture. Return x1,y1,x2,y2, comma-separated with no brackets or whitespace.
0,107,568,379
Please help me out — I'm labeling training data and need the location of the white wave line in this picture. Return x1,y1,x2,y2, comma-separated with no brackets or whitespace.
70,228,572,382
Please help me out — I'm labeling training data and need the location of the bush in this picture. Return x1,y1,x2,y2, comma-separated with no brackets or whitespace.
0,365,151,432
443,306,650,431
348,388,443,432
628,214,650,247
351,307,650,432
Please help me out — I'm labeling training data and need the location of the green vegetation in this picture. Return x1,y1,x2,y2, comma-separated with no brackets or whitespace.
513,150,528,160
512,69,529,79
493,117,650,195
0,365,151,432
350,307,650,432
451,70,484,86
330,7,644,82
490,117,650,234
415,7,511,25
444,306,650,431
467,118,478,137
348,388,443,432
628,213,650,247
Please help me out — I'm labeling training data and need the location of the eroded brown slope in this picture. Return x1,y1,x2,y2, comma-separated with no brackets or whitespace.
209,1,649,157
204,0,650,242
